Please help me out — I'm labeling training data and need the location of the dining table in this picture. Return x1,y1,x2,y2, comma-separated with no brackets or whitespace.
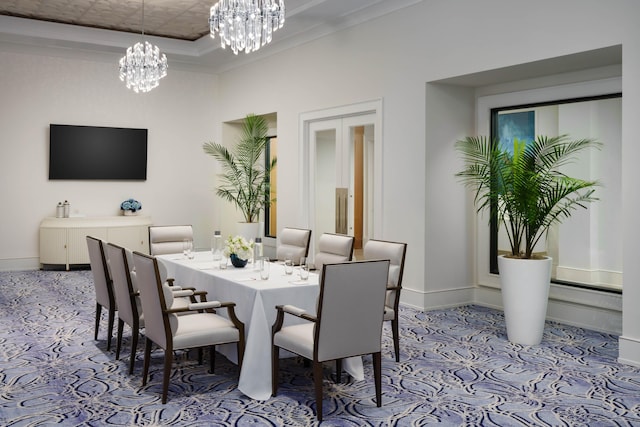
156,251,364,401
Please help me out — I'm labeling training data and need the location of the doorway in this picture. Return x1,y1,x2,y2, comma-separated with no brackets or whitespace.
300,100,383,259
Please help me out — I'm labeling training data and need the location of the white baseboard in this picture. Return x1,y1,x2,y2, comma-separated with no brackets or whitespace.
555,265,622,290
401,285,474,311
0,257,41,271
619,336,640,367
474,283,622,335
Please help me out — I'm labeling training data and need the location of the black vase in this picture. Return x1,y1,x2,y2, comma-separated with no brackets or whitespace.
230,254,248,268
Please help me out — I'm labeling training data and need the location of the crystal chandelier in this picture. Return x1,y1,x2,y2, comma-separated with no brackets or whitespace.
209,0,286,55
118,0,168,93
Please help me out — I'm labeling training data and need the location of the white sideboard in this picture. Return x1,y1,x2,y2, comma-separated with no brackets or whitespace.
39,216,152,270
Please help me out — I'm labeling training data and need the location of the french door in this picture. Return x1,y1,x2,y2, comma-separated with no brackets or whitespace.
308,114,376,253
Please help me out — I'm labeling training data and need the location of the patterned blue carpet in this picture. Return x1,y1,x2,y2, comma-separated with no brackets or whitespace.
1,270,640,426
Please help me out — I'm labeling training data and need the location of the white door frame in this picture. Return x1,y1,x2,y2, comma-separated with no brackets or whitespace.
299,99,384,249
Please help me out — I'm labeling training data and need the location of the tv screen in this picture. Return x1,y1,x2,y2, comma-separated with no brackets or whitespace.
49,124,148,180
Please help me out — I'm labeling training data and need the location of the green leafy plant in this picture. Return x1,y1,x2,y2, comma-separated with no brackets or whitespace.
203,114,277,223
455,134,601,259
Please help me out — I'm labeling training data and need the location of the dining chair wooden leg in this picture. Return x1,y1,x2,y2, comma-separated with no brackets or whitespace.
94,303,101,340
271,346,280,396
128,327,139,375
115,319,124,360
313,360,324,421
209,346,215,373
107,307,115,351
237,341,244,370
335,358,343,383
373,352,382,407
142,338,152,386
162,349,173,404
391,319,400,362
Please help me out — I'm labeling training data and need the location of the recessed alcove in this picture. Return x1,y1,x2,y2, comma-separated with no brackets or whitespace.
423,45,623,334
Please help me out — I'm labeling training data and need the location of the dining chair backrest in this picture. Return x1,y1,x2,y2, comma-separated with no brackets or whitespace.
106,243,140,328
276,227,312,265
132,252,170,349
363,239,407,295
86,235,117,350
363,238,407,362
149,225,193,255
86,236,114,311
313,233,355,271
315,260,390,362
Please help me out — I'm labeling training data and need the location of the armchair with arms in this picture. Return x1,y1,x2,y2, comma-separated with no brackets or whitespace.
148,225,194,256
276,227,312,265
271,259,390,421
86,236,116,351
106,243,211,374
312,233,354,271
132,251,245,403
363,239,407,362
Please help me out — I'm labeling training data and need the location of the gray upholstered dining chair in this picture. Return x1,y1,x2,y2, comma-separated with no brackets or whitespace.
105,243,143,374
312,233,355,271
132,251,245,403
86,236,116,351
148,225,193,256
276,227,312,265
107,243,212,374
148,224,194,288
272,259,390,421
363,239,407,362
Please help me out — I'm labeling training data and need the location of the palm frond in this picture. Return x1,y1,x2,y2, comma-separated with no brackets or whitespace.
455,134,601,259
203,114,276,223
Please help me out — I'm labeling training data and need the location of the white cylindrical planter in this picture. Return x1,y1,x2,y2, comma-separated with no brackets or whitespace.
498,255,552,346
236,222,261,242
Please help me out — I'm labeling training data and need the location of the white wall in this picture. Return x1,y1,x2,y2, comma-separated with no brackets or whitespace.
2,0,640,365
212,0,640,364
0,50,219,268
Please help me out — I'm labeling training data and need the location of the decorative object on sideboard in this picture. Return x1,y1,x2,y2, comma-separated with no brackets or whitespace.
56,202,64,218
223,235,253,268
120,199,142,216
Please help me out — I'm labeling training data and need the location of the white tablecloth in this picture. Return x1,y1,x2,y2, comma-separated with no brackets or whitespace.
157,251,363,400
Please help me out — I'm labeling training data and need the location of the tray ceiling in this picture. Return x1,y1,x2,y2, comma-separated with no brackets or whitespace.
0,0,212,41
0,0,422,72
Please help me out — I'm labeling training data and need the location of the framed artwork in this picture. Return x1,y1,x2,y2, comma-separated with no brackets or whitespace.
496,110,535,152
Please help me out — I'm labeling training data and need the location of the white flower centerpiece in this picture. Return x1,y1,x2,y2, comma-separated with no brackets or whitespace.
120,198,142,216
224,235,253,268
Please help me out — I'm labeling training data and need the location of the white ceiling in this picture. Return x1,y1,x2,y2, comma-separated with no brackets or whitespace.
0,0,421,74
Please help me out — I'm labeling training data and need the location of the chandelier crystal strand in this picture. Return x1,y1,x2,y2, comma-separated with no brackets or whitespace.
210,0,285,55
118,0,168,93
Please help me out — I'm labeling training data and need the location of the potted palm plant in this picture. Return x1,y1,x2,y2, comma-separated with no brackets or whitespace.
455,134,601,345
203,114,277,239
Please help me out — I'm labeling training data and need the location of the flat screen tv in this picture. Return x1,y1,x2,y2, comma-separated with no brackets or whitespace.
49,124,147,180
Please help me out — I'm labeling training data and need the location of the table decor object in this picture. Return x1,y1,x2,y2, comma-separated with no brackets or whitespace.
224,235,253,268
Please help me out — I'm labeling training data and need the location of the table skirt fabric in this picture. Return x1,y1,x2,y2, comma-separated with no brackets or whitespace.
158,252,364,400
